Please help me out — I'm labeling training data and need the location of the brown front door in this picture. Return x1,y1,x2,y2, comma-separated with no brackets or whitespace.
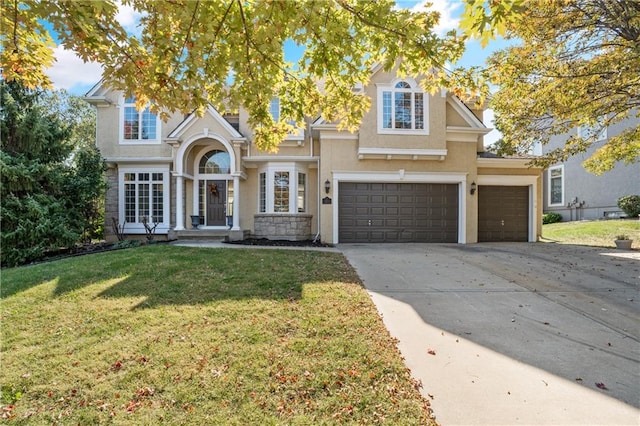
478,186,529,242
206,180,226,226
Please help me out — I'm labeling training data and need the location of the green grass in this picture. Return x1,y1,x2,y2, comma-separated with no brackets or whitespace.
1,245,435,425
542,219,640,248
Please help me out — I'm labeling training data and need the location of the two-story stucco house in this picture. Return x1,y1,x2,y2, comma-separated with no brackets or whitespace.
84,65,543,244
542,114,639,221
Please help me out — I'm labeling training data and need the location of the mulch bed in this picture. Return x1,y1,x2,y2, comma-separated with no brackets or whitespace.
224,238,333,248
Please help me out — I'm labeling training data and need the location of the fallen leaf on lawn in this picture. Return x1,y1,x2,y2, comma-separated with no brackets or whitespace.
595,382,608,390
427,349,436,356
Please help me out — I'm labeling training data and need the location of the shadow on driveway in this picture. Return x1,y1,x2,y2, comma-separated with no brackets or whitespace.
340,242,640,424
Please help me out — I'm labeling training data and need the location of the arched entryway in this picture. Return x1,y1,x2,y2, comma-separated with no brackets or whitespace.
195,149,233,227
173,132,242,232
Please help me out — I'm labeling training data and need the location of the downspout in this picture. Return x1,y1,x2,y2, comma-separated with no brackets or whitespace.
312,129,321,242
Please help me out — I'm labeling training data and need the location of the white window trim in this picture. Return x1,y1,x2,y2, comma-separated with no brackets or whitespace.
118,165,171,233
119,95,162,145
376,78,429,136
547,165,564,207
258,163,308,214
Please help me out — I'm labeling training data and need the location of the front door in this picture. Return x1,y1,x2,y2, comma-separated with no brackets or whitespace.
206,180,226,226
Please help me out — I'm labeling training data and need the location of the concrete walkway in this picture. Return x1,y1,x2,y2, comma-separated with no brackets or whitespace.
340,243,639,425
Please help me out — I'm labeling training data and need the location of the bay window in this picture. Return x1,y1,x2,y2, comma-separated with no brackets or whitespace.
258,165,307,214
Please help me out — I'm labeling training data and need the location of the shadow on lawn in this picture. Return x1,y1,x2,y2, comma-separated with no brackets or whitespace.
2,245,361,309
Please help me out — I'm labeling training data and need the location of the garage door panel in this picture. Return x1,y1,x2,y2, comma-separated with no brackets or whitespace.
386,207,399,215
339,182,458,243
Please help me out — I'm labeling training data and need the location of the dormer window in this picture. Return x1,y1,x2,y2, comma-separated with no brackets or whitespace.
377,79,428,135
121,96,161,144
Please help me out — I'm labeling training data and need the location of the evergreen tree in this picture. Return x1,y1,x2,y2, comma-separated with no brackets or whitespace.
0,81,105,267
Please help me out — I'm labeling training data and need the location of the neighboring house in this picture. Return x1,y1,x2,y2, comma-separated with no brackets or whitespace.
84,65,543,244
542,115,639,221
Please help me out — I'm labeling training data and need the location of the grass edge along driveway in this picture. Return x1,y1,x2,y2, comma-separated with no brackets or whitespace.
1,245,436,425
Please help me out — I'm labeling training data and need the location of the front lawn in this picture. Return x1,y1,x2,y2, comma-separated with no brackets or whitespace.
1,245,435,424
542,219,640,248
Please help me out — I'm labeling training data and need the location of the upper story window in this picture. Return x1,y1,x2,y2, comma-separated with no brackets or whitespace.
269,98,304,140
121,96,161,144
377,79,428,135
269,99,281,122
548,165,564,206
199,150,231,174
577,118,607,141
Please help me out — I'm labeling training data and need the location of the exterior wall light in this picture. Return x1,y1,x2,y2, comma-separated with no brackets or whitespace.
324,179,331,194
470,181,477,195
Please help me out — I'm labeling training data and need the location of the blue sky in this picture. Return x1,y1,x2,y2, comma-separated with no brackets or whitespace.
46,0,512,142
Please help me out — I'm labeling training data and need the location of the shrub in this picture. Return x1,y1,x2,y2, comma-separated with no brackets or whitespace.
617,195,640,218
543,212,563,224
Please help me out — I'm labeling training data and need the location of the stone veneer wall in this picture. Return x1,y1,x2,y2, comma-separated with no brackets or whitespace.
104,165,119,241
253,214,312,241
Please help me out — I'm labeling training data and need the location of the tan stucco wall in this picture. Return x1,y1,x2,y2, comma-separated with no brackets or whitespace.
94,88,182,159
318,133,481,244
357,69,447,151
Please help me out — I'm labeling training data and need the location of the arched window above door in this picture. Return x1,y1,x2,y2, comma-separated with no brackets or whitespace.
199,150,230,174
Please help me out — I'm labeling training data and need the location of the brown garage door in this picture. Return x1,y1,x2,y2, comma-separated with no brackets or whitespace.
338,182,458,243
478,186,529,242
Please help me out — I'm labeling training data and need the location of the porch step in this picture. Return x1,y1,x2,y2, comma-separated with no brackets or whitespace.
172,229,251,241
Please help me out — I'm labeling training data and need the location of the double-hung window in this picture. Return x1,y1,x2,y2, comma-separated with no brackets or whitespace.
548,165,564,206
259,165,307,214
121,96,160,143
377,79,428,134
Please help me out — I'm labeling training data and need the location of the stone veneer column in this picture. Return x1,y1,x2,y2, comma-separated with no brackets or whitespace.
104,165,119,239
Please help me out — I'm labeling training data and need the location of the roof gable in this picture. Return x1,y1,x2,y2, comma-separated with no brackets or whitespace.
168,105,243,140
446,95,485,129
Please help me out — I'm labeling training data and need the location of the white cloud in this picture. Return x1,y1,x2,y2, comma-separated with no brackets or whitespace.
410,0,462,35
115,0,144,36
46,46,103,95
47,1,144,95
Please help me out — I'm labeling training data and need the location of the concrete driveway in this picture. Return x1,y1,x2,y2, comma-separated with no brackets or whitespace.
339,243,640,425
